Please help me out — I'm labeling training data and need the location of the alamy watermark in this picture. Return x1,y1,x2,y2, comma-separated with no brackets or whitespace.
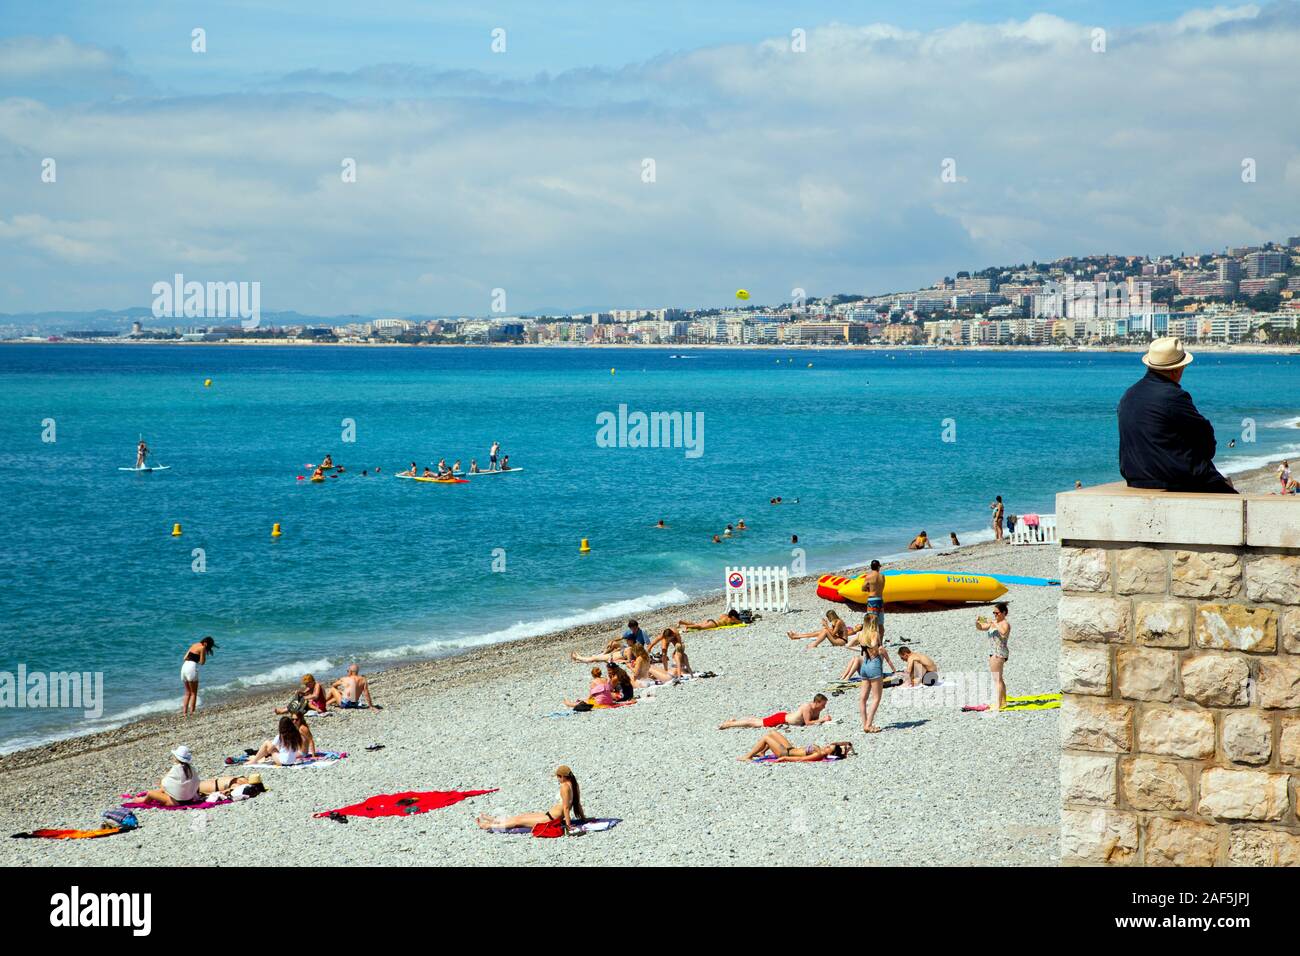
596,404,704,459
152,273,261,330
1,665,103,719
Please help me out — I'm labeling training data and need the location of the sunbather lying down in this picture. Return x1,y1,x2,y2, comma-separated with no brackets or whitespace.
741,731,854,762
678,609,744,630
719,695,829,729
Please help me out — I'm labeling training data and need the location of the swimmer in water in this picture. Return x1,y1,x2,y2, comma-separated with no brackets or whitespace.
655,519,667,529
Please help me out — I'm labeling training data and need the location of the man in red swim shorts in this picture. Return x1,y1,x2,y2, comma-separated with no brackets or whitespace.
717,694,830,730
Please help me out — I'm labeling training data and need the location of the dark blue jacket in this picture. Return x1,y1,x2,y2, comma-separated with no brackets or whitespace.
1117,369,1235,494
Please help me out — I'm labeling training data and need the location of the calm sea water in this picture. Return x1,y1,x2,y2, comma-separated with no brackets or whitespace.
1,344,1297,750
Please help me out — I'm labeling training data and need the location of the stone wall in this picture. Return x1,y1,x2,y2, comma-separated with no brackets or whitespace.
1057,484,1300,866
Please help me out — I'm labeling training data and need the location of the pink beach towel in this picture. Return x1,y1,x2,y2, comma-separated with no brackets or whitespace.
120,792,235,810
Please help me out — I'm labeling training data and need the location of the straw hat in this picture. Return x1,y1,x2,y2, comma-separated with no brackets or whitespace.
1142,336,1193,370
246,773,263,786
171,744,193,764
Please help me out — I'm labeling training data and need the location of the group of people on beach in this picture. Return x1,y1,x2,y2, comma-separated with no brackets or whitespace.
151,659,381,808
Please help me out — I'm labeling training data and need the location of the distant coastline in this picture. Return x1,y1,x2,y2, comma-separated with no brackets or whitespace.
7,339,1300,356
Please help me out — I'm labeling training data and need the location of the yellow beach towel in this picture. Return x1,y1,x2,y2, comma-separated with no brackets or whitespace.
1002,693,1061,712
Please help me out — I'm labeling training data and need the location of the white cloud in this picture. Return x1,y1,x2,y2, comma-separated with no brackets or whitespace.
0,4,1296,315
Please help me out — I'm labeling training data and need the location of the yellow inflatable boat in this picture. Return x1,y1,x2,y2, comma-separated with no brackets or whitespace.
838,572,1007,604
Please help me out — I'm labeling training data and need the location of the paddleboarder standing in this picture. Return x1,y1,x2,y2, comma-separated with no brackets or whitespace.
136,439,149,469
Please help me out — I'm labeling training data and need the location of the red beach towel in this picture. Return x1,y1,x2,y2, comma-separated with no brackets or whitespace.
314,789,497,819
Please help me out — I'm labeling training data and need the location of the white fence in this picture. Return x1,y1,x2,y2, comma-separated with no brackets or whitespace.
725,566,790,613
1009,514,1058,546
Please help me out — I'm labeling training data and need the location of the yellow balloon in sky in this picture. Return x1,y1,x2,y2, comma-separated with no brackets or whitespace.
735,289,750,300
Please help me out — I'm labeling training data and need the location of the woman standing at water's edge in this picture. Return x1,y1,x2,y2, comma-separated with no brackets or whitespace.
180,636,216,716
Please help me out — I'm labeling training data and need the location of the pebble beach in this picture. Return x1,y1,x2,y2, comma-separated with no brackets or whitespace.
1,539,1066,867
1,464,1286,866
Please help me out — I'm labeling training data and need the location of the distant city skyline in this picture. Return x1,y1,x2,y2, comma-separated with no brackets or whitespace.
3,2,1299,315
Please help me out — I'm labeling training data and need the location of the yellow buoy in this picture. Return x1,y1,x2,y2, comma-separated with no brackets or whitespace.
171,523,183,536
579,538,591,553
271,523,282,538
610,368,615,375
203,378,212,387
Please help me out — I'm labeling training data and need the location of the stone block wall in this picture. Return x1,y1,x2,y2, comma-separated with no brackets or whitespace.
1057,485,1300,866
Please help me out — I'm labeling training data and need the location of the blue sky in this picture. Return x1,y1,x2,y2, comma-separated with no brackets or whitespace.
1,1,1297,316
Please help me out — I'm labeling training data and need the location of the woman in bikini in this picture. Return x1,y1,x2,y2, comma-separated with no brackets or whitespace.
476,766,586,835
787,609,856,647
678,609,743,630
740,732,853,762
180,636,216,716
196,773,266,798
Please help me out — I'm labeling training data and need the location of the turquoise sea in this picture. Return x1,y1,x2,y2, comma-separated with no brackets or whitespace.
1,344,1297,751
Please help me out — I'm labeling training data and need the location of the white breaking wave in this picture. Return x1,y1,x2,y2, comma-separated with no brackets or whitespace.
211,657,335,691
1218,442,1300,476
1262,414,1300,429
368,587,694,661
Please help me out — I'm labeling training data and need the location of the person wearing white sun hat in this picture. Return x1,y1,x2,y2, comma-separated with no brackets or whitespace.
143,744,201,806
1117,337,1235,495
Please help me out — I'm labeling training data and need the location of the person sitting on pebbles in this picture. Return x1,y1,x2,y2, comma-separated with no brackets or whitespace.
897,646,940,687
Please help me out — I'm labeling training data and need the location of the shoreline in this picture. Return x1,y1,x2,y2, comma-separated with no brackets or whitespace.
0,538,1067,866
2,463,1286,767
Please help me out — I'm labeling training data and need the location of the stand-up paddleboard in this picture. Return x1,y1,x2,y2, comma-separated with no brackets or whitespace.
119,465,170,473
467,469,523,476
396,474,469,484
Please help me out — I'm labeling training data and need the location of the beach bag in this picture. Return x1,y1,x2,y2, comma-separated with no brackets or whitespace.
735,609,759,624
101,808,139,829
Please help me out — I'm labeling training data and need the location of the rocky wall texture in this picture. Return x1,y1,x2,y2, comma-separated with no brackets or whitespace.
1058,535,1300,866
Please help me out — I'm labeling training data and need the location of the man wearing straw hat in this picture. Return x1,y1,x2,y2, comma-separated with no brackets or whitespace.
1117,337,1235,495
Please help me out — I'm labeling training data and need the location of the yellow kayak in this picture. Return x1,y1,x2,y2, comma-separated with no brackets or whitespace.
839,572,1007,604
